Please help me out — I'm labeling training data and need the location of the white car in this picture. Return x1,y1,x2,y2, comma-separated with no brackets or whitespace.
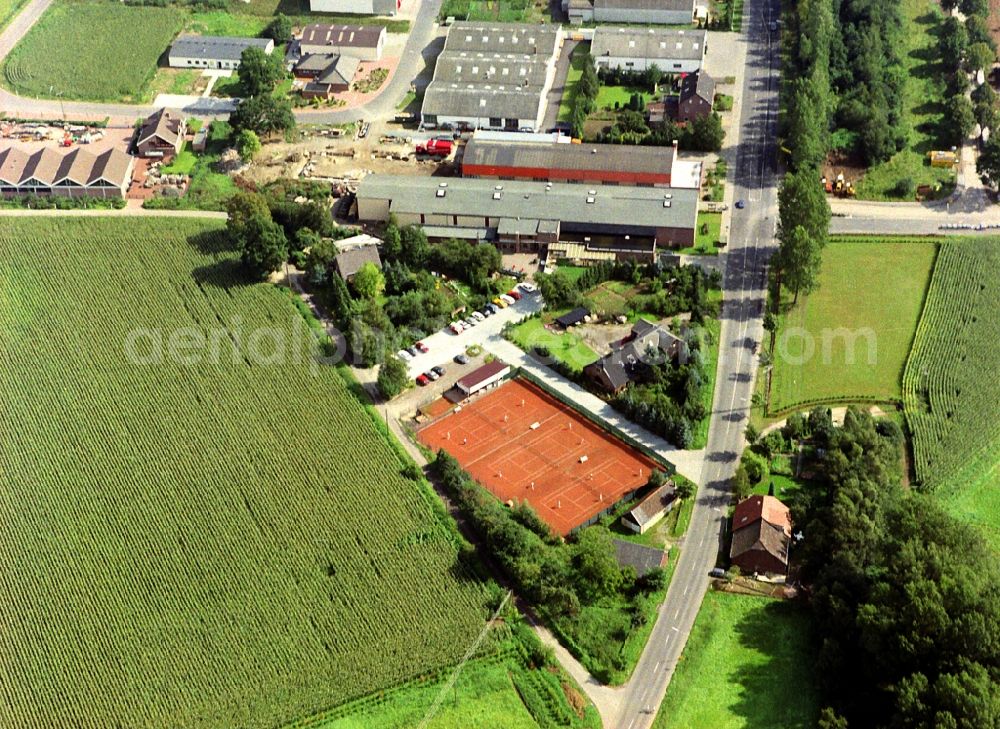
397,349,413,361
464,317,477,327
449,322,465,334
518,282,537,293
499,294,515,305
471,311,486,321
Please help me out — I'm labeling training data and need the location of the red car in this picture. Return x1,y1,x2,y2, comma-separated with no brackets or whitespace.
416,374,429,386
416,341,429,353
507,290,522,300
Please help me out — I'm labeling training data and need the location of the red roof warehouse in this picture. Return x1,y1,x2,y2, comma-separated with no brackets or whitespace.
461,137,678,187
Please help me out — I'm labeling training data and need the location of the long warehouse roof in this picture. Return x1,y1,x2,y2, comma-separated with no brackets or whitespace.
357,175,698,229
463,138,675,177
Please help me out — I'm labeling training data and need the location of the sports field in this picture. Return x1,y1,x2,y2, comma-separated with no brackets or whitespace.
0,218,489,728
768,237,937,413
2,2,183,102
418,379,660,535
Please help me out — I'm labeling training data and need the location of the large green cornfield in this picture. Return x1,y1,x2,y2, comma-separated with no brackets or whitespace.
0,218,489,727
903,241,1000,550
2,2,183,101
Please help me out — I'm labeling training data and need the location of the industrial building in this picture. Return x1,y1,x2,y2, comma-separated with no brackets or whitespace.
0,146,134,199
168,36,274,70
462,136,682,187
565,0,696,25
591,27,707,74
356,175,698,261
308,0,399,14
420,22,562,132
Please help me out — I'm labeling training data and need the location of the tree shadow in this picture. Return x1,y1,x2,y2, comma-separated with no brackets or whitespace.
188,229,234,256
726,598,819,728
191,259,253,289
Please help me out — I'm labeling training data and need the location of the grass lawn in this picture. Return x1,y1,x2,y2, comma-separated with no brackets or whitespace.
595,84,654,112
552,263,589,284
768,237,938,414
557,43,590,123
853,0,956,200
2,1,184,102
678,212,722,255
142,68,201,103
654,593,819,729
144,121,236,211
186,10,268,36
161,143,197,175
509,317,598,372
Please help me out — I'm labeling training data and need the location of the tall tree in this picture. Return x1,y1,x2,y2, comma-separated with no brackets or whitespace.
263,13,292,43
237,46,285,97
775,225,822,302
226,190,271,242
230,94,295,138
976,135,1000,189
778,166,831,247
240,216,288,280
377,355,409,399
351,262,385,300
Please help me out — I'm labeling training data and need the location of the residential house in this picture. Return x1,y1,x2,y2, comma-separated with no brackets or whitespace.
135,109,185,159
332,234,382,280
168,36,274,70
584,318,685,394
673,71,715,122
729,495,792,577
296,54,361,97
0,146,134,199
295,24,386,61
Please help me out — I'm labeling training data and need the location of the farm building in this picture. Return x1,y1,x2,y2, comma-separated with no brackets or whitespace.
621,480,677,534
294,24,386,61
168,36,274,70
296,54,361,97
462,135,680,187
420,22,562,132
332,234,382,281
566,0,696,25
584,319,685,394
308,0,399,14
591,27,706,74
673,71,716,122
456,360,511,396
729,495,792,577
135,109,185,159
355,175,698,258
0,146,134,198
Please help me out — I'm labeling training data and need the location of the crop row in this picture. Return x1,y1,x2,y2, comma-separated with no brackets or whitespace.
0,219,489,728
902,242,1000,488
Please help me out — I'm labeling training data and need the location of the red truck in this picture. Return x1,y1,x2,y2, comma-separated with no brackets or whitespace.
415,138,453,157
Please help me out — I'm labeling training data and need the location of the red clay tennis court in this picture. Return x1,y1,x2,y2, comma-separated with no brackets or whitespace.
418,379,660,535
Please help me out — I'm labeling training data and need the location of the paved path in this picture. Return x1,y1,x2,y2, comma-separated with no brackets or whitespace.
540,39,579,132
829,196,1000,234
0,0,442,125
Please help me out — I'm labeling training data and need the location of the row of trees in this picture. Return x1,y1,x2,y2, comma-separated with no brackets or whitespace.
569,52,600,139
229,47,296,139
793,408,1000,728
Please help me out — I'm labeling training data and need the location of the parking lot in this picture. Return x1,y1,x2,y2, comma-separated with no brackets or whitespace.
401,289,543,380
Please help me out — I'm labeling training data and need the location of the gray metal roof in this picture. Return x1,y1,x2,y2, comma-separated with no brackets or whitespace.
592,27,706,62
612,538,668,574
442,21,560,56
432,51,552,87
358,175,698,230
463,138,675,177
421,84,545,121
300,23,384,50
595,0,695,11
169,35,273,62
681,71,716,102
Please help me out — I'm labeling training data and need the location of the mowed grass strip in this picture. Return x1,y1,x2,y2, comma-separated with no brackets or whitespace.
654,593,818,729
0,218,489,729
2,2,183,102
769,238,937,413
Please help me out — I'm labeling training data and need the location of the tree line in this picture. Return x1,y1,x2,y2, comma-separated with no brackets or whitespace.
791,408,1000,728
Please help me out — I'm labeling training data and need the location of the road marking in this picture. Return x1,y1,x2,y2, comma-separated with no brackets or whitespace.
672,626,679,632
683,584,689,596
654,661,661,671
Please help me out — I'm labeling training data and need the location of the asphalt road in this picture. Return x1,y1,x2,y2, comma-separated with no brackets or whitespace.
611,1,782,727
0,0,441,125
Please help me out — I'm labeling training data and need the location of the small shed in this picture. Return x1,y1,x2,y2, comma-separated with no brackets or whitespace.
555,307,590,329
456,360,510,396
621,480,677,534
191,126,209,153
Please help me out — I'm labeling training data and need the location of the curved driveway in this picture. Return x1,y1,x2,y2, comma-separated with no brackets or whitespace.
0,0,440,125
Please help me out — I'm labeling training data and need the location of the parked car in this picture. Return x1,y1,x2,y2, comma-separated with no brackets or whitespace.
487,303,500,314
709,567,726,579
424,369,440,381
416,374,429,386
432,365,446,376
464,318,477,328
735,199,745,209
518,282,537,293
506,290,521,300
397,349,413,361
406,346,419,357
416,341,429,353
454,353,470,364
471,311,486,321
493,297,508,308
481,307,493,317
499,294,515,305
